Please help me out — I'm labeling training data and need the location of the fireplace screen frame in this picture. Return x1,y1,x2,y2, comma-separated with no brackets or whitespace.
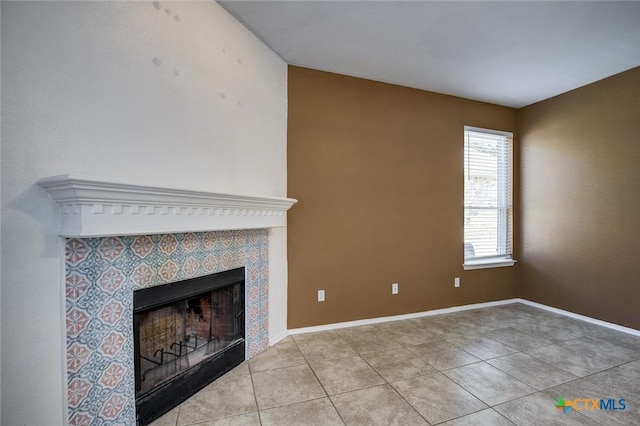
133,267,246,425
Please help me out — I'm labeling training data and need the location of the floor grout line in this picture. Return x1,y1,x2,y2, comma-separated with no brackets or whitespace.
290,336,348,425
246,358,265,426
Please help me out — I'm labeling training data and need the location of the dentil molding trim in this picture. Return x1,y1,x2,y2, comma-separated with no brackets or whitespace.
38,175,298,237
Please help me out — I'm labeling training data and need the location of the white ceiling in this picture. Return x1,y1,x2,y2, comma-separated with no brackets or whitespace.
219,1,640,108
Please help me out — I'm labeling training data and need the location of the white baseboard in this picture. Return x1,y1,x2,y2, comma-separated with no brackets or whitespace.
279,297,640,340
269,330,289,346
516,298,640,337
287,298,520,336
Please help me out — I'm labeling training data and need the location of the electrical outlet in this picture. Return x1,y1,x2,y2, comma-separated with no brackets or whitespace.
454,277,460,288
318,289,325,302
392,283,399,294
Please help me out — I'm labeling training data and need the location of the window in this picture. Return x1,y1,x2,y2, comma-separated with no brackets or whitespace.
463,126,515,270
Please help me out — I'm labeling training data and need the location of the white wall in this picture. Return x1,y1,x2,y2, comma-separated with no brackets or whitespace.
269,226,288,345
0,2,288,424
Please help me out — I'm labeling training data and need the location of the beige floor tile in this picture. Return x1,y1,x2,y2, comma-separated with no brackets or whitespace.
249,340,307,372
599,400,637,425
584,360,640,396
195,412,261,426
292,330,357,362
563,336,640,360
409,316,456,335
226,361,250,377
483,327,554,351
546,376,610,401
336,325,403,354
527,343,593,378
331,384,427,425
252,364,326,409
374,321,441,346
444,362,536,406
260,397,344,426
540,317,610,335
480,309,541,328
438,408,514,425
406,340,480,370
494,391,601,426
392,373,487,424
547,378,640,426
177,374,257,425
584,327,640,352
445,335,519,360
528,337,639,377
414,314,468,336
426,312,503,336
154,304,640,426
487,352,578,390
361,347,436,382
513,323,584,342
436,313,502,336
311,355,385,395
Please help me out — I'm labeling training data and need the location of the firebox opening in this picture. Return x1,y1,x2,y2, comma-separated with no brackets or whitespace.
133,267,245,425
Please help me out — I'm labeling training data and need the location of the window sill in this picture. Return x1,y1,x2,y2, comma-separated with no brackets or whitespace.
463,259,517,270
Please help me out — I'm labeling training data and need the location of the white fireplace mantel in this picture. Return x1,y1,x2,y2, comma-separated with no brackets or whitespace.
38,175,298,237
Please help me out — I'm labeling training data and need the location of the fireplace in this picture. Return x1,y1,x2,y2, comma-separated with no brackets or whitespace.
134,267,245,425
38,175,297,425
63,230,271,425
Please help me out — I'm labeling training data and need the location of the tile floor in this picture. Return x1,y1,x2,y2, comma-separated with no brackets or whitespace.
151,303,640,425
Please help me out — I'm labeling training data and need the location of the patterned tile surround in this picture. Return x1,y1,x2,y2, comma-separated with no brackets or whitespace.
65,229,269,425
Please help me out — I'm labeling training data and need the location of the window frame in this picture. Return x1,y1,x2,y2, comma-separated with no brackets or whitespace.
463,126,516,270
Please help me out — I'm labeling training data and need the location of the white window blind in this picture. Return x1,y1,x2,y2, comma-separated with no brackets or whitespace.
464,126,513,263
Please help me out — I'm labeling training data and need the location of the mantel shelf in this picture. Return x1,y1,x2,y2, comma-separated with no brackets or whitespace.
38,175,298,237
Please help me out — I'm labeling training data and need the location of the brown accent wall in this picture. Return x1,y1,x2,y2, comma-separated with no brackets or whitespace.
287,66,518,328
518,67,640,329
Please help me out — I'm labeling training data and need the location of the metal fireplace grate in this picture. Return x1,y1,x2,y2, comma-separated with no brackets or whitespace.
133,267,245,425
